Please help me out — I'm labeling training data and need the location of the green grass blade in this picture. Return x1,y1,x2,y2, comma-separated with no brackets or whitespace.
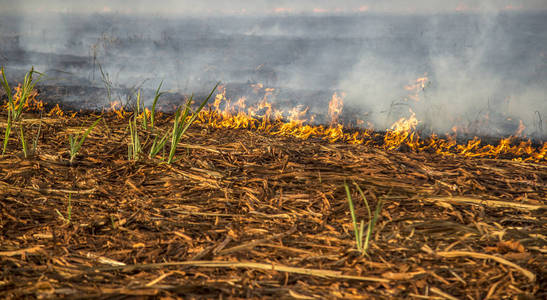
1,67,44,157
150,81,164,129
167,107,183,164
129,118,135,160
180,83,219,134
0,67,13,104
345,182,362,251
75,117,101,151
1,67,13,156
165,84,218,164
149,130,169,159
19,124,27,158
353,181,371,220
359,220,366,251
15,67,43,120
371,200,383,231
68,135,74,150
2,110,12,155
129,114,142,160
363,199,383,254
362,222,372,254
70,117,101,163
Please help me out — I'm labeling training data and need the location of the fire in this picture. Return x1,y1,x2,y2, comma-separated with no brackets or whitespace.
404,74,428,102
1,78,544,162
48,104,64,117
287,105,308,124
384,109,419,150
514,120,525,137
107,100,127,119
194,83,546,161
2,84,44,112
328,92,344,125
198,85,367,144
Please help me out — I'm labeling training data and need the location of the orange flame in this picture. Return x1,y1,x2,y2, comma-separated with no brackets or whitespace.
404,74,428,102
514,120,525,137
3,84,43,112
48,104,64,117
2,76,543,162
195,83,545,161
328,92,344,125
108,101,127,119
384,109,419,150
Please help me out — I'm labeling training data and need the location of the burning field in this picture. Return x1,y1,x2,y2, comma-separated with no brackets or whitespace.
1,2,547,299
0,66,546,299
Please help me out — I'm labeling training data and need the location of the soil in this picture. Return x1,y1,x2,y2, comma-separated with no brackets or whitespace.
0,109,545,299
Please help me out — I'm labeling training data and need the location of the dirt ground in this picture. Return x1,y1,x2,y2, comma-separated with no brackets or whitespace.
0,112,545,299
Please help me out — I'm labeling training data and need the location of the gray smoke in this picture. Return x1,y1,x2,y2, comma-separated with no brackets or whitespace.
3,1,547,14
0,0,546,138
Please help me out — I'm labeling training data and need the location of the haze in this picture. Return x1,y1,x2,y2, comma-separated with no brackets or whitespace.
2,0,547,15
0,1,546,137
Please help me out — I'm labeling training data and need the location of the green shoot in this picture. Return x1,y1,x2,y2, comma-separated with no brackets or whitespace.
150,81,164,130
1,66,44,156
345,182,361,251
147,81,168,159
19,125,27,158
354,182,382,254
2,107,11,156
148,130,169,159
137,90,148,130
128,110,142,161
69,117,101,164
344,181,383,255
167,101,190,164
17,111,42,159
55,193,72,225
127,84,167,161
167,83,218,164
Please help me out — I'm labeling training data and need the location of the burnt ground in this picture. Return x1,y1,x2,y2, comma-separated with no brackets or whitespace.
0,110,545,299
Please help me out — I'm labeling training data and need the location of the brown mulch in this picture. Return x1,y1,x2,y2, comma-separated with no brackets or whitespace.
0,112,545,299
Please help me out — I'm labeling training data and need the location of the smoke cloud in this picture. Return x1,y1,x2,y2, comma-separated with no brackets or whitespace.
2,1,547,15
0,0,545,137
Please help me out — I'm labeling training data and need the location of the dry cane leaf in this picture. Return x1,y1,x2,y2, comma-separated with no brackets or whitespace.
381,271,426,280
497,240,525,253
288,289,315,300
132,243,146,249
0,245,44,257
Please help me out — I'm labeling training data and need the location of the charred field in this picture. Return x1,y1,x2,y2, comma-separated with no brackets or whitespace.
0,85,546,299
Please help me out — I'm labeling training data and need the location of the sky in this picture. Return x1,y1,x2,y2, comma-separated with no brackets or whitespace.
2,0,547,15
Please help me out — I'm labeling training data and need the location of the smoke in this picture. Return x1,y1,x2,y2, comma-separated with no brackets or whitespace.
2,0,547,15
338,11,547,137
0,1,546,137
